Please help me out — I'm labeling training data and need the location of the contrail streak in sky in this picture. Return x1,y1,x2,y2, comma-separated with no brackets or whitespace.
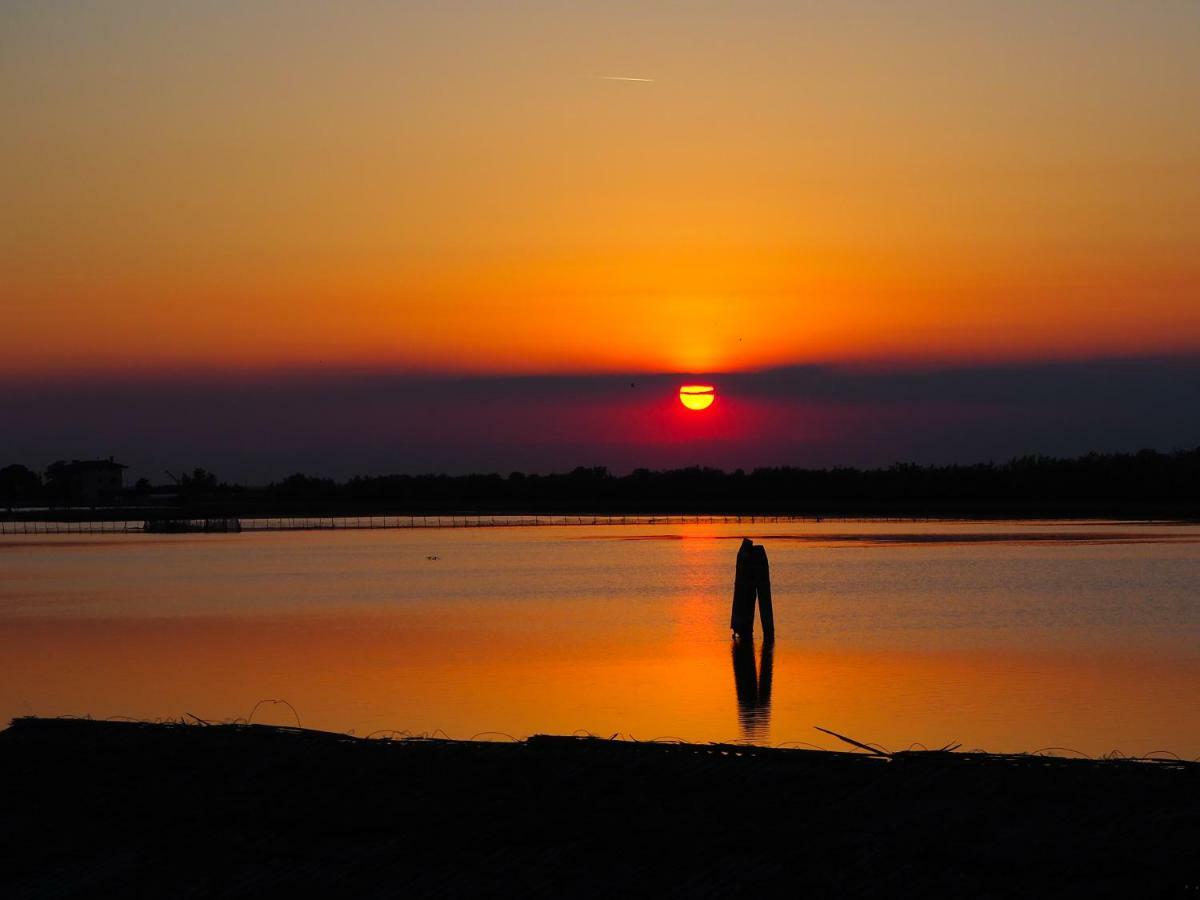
602,75,655,82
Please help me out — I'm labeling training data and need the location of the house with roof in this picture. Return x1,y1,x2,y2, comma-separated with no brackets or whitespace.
45,458,127,505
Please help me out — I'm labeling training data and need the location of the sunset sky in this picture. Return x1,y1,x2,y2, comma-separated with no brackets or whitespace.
4,2,1199,477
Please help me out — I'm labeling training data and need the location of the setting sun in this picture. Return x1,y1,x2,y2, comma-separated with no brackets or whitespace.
679,385,715,411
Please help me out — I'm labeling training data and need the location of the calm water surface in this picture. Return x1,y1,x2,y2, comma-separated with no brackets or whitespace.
2,521,1198,755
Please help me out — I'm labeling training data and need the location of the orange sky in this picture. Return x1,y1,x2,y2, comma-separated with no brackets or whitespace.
3,2,1199,376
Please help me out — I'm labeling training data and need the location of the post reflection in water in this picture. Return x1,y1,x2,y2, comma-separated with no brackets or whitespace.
6,524,1200,754
731,638,774,742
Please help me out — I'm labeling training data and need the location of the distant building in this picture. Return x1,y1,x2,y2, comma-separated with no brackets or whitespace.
46,458,127,505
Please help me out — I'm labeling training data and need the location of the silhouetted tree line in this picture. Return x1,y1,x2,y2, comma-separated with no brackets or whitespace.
4,449,1200,516
173,468,233,499
0,465,41,505
254,448,1200,516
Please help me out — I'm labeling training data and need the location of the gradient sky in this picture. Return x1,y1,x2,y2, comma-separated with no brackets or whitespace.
3,2,1199,476
5,1,1199,374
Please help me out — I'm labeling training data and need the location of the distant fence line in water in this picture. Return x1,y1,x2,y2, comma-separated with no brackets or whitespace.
0,513,824,535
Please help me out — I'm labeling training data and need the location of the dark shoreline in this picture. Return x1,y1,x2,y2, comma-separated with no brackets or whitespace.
7,448,1200,523
4,504,1200,526
3,716,1197,897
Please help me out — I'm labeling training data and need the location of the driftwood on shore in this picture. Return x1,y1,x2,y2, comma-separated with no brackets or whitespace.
2,716,1197,898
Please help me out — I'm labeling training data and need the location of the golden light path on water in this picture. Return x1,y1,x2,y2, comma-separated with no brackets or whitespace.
2,522,1199,756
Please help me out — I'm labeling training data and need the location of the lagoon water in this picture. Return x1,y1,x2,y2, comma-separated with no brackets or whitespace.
2,521,1199,756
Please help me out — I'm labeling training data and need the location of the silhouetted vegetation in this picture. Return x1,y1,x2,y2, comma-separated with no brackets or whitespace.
3,717,1198,897
41,460,72,500
250,448,1200,517
0,464,40,509
3,448,1199,518
173,467,227,499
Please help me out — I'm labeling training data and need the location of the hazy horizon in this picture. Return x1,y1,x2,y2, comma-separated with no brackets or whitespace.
4,2,1199,482
4,352,1197,484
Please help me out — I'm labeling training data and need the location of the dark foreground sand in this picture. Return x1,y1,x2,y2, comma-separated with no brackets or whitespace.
2,717,1197,898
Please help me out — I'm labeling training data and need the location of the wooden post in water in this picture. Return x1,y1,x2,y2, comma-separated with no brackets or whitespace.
730,538,757,640
730,539,776,641
750,544,775,641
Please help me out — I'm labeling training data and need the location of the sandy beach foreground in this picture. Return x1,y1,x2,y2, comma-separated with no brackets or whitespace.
2,717,1196,898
